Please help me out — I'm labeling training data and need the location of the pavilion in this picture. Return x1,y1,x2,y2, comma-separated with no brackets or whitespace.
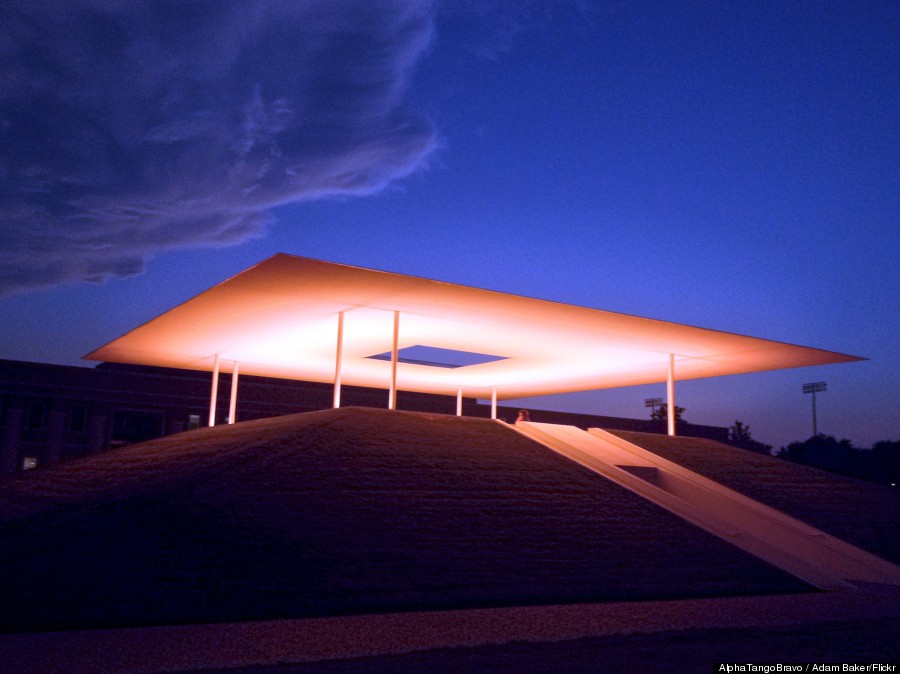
86,254,862,435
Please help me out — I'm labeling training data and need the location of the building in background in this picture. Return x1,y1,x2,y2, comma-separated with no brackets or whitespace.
0,358,727,475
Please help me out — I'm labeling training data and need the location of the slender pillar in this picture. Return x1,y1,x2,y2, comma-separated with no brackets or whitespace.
228,362,240,425
388,311,399,410
811,390,818,437
456,386,463,417
208,354,220,427
491,387,498,420
333,311,344,409
667,354,676,437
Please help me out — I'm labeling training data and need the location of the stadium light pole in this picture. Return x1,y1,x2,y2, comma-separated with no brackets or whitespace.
802,382,827,437
645,397,663,417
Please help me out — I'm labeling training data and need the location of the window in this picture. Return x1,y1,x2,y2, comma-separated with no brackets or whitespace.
22,457,38,470
187,414,201,431
26,401,46,429
111,410,164,447
69,404,87,432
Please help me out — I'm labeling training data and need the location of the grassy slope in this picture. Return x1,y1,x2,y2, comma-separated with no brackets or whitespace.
609,430,900,564
0,409,808,633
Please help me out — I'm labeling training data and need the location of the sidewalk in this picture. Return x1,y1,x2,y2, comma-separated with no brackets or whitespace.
3,584,898,674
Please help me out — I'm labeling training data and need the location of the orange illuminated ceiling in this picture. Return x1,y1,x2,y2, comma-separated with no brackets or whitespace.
85,254,863,399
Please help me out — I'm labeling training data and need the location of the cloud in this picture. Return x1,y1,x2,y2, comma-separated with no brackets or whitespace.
0,0,437,294
438,0,602,61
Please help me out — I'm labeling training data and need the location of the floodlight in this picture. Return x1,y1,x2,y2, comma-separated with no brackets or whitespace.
802,381,827,436
644,397,663,415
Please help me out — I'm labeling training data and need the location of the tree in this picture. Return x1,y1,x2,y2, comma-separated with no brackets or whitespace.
778,434,858,477
727,420,772,455
870,440,900,485
778,436,900,485
650,404,685,422
729,420,752,443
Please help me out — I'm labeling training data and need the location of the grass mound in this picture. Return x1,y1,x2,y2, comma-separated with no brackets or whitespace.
0,408,809,632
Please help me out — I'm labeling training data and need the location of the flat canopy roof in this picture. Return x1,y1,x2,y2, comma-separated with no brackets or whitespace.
86,254,862,399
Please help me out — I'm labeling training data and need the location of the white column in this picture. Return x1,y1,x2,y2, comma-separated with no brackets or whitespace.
333,311,344,409
208,354,220,427
456,386,463,417
388,310,399,410
228,362,240,425
491,387,498,420
667,353,676,437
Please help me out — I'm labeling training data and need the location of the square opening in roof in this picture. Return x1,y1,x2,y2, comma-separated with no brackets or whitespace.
367,345,508,369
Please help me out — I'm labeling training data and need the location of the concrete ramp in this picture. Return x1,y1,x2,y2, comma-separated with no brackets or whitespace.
512,422,900,590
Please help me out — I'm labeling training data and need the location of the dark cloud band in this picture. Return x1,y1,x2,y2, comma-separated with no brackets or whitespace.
0,0,437,294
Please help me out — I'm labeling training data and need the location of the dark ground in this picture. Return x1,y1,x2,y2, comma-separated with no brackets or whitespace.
1,409,898,673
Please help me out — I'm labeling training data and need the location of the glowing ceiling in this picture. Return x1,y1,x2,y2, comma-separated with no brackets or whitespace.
85,254,862,399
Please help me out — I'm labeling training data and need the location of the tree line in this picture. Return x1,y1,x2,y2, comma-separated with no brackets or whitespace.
650,405,898,487
776,435,899,486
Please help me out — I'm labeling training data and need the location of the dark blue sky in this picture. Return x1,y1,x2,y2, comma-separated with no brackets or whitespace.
1,1,897,449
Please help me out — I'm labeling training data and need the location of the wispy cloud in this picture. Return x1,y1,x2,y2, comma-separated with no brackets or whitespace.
0,0,437,293
438,0,603,61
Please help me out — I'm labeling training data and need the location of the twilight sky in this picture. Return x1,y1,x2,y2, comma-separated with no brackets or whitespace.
1,0,897,449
